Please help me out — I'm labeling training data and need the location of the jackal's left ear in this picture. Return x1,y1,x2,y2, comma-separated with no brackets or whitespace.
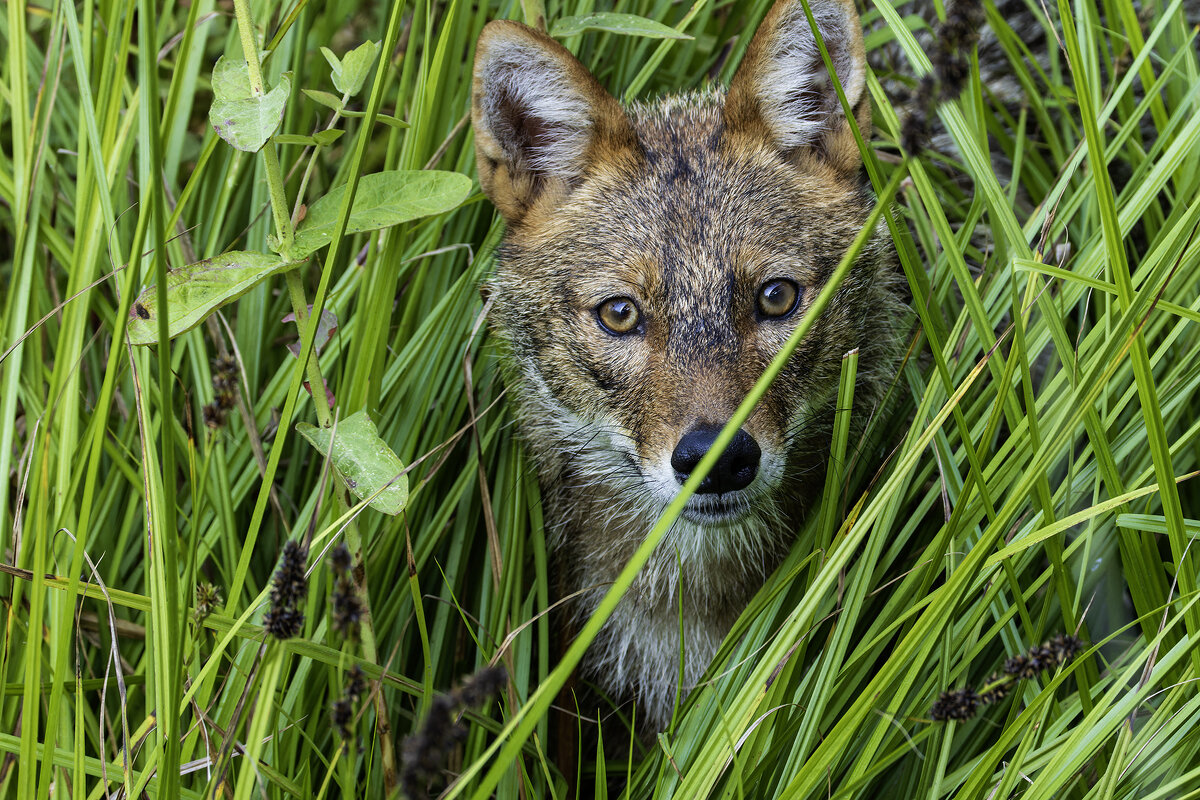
472,21,638,224
726,0,869,173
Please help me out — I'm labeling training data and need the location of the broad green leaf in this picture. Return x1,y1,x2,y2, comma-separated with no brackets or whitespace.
550,13,693,40
208,56,292,152
297,411,409,515
290,170,473,260
127,251,299,345
333,40,381,96
303,88,343,111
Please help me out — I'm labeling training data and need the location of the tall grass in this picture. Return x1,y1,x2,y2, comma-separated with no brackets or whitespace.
2,0,1199,798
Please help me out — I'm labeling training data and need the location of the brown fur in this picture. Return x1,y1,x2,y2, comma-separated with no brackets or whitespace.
473,0,903,730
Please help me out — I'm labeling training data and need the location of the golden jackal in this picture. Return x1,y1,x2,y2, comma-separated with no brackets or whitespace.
472,0,902,729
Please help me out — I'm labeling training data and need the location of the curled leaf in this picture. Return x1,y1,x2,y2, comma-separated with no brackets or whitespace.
127,251,300,345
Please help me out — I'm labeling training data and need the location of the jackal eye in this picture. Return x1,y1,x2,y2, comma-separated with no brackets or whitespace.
757,279,800,319
596,297,642,335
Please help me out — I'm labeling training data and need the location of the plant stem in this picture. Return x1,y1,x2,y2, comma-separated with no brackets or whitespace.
230,0,294,255
282,271,398,792
291,91,352,227
232,0,265,95
226,0,398,792
263,145,295,255
283,271,331,426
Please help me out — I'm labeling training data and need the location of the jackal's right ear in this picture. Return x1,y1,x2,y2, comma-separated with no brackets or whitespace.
726,0,869,175
472,21,637,224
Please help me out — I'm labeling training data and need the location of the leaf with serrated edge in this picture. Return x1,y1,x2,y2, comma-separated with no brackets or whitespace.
297,411,408,515
550,13,693,39
290,170,472,260
127,251,299,345
209,60,292,153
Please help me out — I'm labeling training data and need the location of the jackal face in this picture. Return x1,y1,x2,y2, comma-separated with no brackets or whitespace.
471,0,900,680
474,0,894,542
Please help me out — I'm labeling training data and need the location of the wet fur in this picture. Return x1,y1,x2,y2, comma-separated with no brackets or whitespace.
473,0,903,730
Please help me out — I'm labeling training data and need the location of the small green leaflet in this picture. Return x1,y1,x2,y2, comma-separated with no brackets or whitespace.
303,89,343,111
128,251,299,345
321,40,381,97
550,13,693,40
290,170,473,260
209,56,292,152
275,129,344,147
340,109,409,129
297,411,409,515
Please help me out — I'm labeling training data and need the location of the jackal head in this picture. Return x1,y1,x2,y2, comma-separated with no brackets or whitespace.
472,0,899,604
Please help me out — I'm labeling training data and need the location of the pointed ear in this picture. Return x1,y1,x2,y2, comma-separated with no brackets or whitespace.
472,21,638,224
725,0,869,173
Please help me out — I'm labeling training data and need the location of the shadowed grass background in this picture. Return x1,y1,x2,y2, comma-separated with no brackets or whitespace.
2,0,1200,797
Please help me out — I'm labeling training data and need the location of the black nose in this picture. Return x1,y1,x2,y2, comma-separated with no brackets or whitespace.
670,425,761,494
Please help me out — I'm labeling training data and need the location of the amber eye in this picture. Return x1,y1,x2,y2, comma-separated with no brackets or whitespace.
757,279,801,319
596,297,642,335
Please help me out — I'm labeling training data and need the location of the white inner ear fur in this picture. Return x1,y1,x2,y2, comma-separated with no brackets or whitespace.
479,41,594,176
757,1,865,149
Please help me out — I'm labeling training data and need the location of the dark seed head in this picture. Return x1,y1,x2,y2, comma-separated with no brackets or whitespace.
458,665,507,708
400,665,509,798
263,606,304,640
331,577,364,640
902,112,933,155
346,665,367,701
1003,653,1031,678
331,697,355,740
202,403,225,428
270,541,309,610
329,543,353,575
931,688,980,722
977,673,1013,705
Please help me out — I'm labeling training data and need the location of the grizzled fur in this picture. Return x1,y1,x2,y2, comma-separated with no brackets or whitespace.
472,0,903,730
